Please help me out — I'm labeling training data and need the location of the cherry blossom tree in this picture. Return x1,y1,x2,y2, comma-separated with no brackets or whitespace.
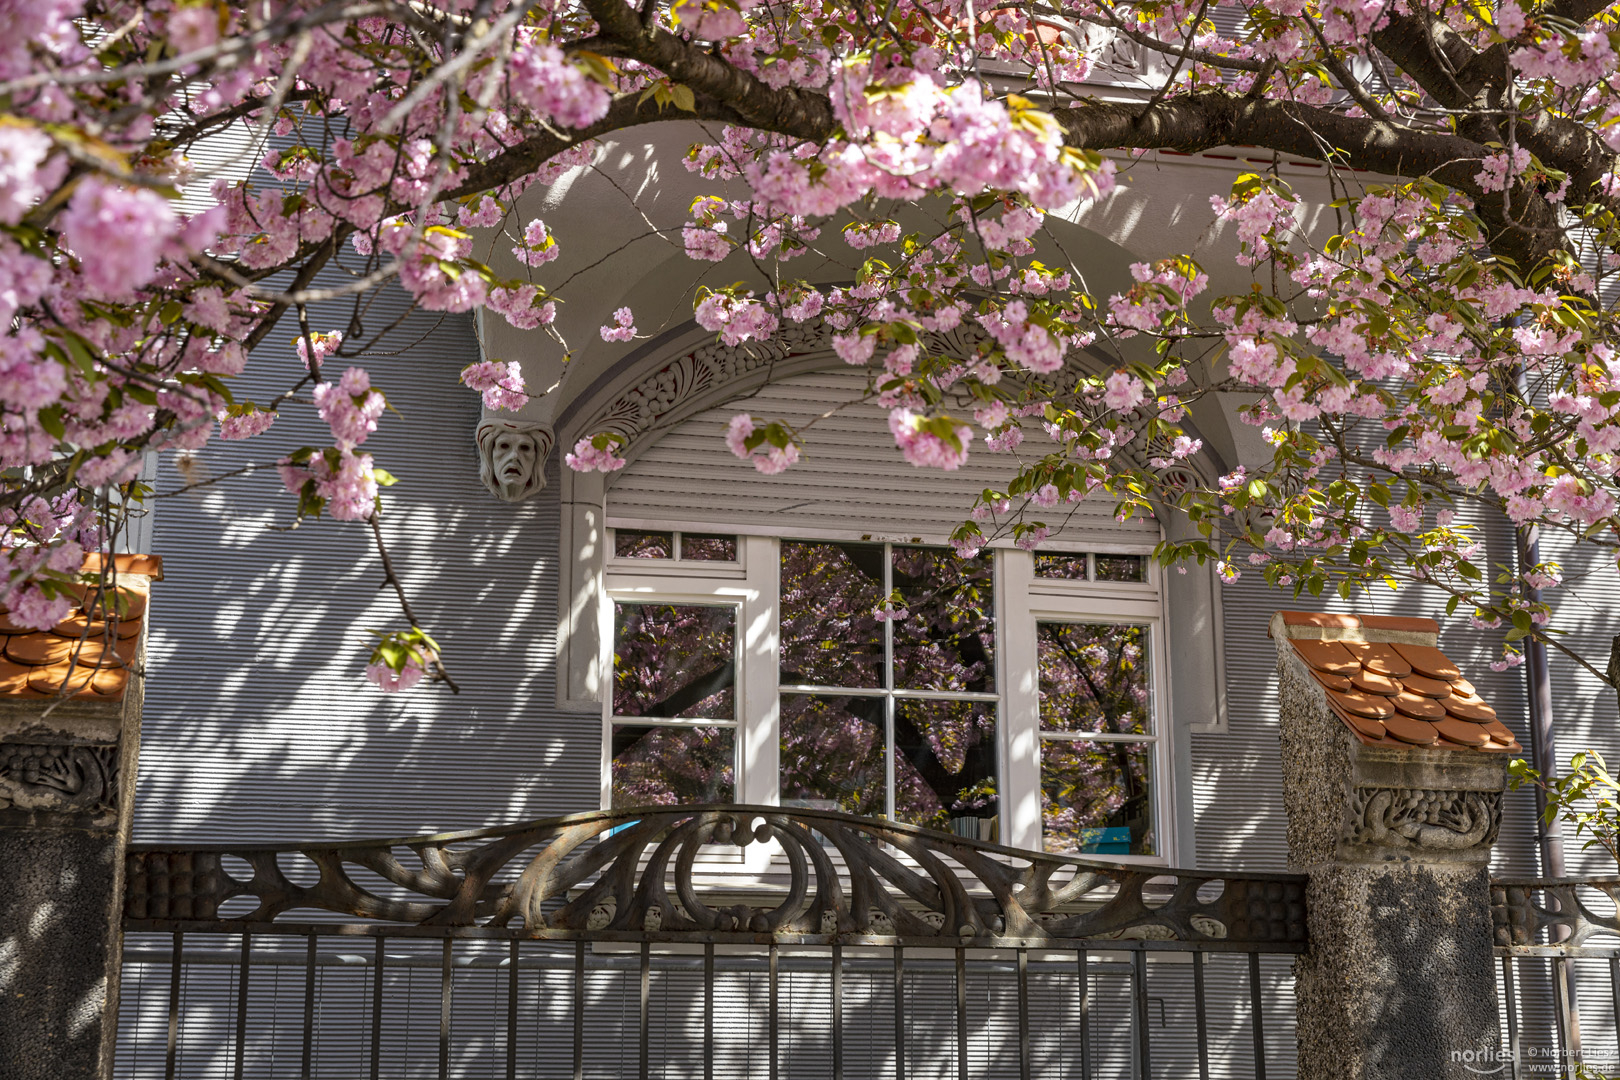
6,0,1620,691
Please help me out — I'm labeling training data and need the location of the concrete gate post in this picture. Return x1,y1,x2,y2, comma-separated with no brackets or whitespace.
0,556,160,1080
1271,611,1513,1080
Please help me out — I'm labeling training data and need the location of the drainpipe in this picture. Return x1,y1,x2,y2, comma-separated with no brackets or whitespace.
1517,524,1566,880
1517,523,1581,1067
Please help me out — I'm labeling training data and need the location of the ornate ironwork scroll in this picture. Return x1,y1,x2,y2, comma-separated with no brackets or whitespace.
1492,878,1620,953
126,805,1307,949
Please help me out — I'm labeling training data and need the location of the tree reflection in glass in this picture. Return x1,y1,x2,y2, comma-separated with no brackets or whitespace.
892,545,994,693
779,540,997,832
895,699,998,836
1037,622,1154,855
613,602,735,719
611,726,734,807
610,602,737,807
779,694,885,816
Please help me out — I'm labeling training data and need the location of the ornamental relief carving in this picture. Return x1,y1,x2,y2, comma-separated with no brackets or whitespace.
1343,786,1501,852
0,741,119,817
577,319,1006,452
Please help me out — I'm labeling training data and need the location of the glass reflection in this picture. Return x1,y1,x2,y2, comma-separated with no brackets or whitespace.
779,694,885,816
612,725,735,807
892,546,995,692
1034,553,1089,580
615,531,673,559
1041,739,1154,856
612,603,735,719
895,699,998,836
681,534,738,561
1095,554,1144,582
1037,622,1151,735
779,542,884,688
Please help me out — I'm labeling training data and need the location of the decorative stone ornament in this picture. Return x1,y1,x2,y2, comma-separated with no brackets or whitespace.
476,418,553,501
1270,609,1509,1080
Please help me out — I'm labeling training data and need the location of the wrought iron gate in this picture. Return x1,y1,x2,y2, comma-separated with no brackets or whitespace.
117,805,1308,1079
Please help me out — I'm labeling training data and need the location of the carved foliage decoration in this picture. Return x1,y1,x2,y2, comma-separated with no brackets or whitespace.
125,805,1308,948
1343,786,1502,852
0,741,119,817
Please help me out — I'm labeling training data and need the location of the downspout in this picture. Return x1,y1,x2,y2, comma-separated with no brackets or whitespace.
1518,517,1581,1066
1517,524,1566,880
1513,366,1580,1064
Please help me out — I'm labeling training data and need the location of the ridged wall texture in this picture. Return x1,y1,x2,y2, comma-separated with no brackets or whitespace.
134,283,599,844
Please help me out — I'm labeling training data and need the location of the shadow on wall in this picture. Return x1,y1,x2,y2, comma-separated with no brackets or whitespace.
137,284,598,845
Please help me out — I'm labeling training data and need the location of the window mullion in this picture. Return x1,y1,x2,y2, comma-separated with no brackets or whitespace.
883,544,896,822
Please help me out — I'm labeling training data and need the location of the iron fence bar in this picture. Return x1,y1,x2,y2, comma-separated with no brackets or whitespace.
572,940,584,1080
639,940,651,1080
438,938,453,1080
369,938,384,1080
1017,949,1031,1080
893,947,906,1080
1133,949,1150,1080
1503,954,1521,1080
1610,955,1620,1064
833,941,844,1080
506,939,519,1080
1248,952,1266,1080
165,931,182,1080
1192,950,1209,1080
704,943,714,1080
955,946,968,1080
301,933,316,1080
769,943,779,1080
233,932,249,1080
1553,956,1574,1080
1078,948,1092,1080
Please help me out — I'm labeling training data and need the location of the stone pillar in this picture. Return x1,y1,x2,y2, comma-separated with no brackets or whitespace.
0,557,159,1080
1272,612,1510,1080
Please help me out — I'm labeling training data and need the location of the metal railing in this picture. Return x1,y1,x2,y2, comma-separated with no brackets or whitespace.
1493,877,1620,1080
118,805,1308,1079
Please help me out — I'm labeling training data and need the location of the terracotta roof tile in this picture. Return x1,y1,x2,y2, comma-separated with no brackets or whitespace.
1358,614,1441,634
81,552,163,580
1391,643,1462,681
0,554,157,703
1281,611,1361,629
1295,639,1361,674
1277,609,1521,755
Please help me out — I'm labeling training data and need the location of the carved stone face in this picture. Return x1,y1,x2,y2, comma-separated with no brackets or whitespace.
492,431,538,500
477,419,552,502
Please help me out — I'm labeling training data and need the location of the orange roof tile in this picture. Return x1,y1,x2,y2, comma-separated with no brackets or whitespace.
1273,610,1520,754
0,554,158,703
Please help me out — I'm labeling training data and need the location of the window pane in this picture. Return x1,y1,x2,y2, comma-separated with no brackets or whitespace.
894,699,998,837
779,541,884,688
1041,739,1155,856
1095,554,1144,582
613,603,735,719
1037,622,1151,735
779,694,886,817
892,546,995,692
612,725,734,807
1034,553,1089,580
681,534,738,561
615,531,673,559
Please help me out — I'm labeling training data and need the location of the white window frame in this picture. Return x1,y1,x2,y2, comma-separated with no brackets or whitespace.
999,547,1169,863
601,529,1171,864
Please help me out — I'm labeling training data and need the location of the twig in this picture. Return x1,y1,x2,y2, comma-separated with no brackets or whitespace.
368,510,460,693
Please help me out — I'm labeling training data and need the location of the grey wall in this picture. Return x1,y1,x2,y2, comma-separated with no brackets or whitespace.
135,287,597,844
